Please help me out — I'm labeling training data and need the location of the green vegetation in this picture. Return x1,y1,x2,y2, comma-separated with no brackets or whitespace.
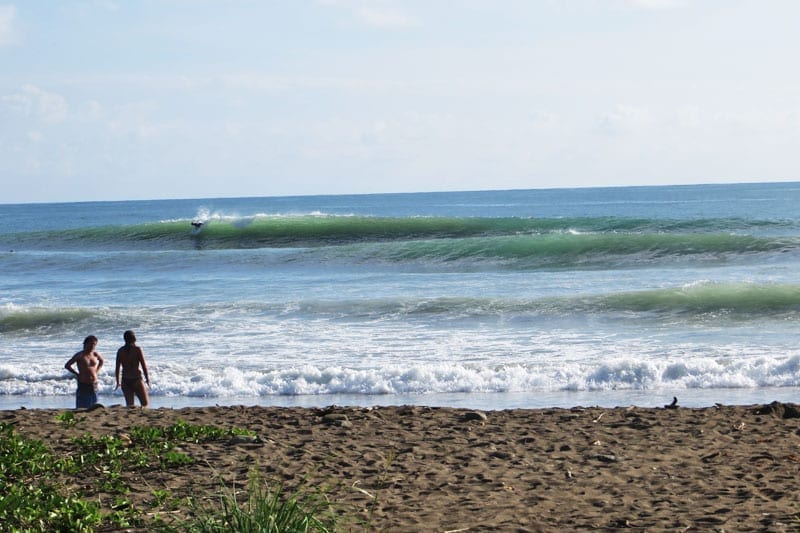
0,419,337,532
129,418,253,445
188,471,337,533
0,423,101,532
55,410,78,428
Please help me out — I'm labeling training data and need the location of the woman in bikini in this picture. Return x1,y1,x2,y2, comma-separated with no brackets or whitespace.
114,330,151,408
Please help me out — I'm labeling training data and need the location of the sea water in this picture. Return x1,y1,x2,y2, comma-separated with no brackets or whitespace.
2,183,800,410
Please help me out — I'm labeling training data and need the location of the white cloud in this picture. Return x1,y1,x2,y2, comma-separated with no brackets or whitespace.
547,0,687,12
596,105,654,135
0,4,18,46
355,5,417,28
529,111,560,128
2,85,68,123
318,0,419,29
622,0,686,9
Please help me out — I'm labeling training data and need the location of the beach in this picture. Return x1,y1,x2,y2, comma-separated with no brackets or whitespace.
4,186,800,529
5,402,800,531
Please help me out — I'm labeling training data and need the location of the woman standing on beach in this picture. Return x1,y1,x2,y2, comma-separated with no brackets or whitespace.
114,330,151,408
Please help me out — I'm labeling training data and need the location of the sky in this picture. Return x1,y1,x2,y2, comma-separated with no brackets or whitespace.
1,0,800,203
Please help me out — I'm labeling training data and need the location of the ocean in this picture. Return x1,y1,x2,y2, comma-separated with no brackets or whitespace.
2,182,800,410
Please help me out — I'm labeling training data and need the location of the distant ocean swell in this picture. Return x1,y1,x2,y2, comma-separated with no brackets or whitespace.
4,282,800,333
3,355,800,398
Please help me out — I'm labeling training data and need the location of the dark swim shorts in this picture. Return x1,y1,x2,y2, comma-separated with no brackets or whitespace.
75,382,98,408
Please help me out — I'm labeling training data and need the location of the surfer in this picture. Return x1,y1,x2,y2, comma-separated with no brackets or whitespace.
191,221,204,229
114,330,151,408
65,335,104,409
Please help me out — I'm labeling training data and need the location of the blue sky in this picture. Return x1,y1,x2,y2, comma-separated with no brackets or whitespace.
1,0,799,203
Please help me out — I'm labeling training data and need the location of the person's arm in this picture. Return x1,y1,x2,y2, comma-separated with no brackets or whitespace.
65,354,79,378
96,352,104,373
139,349,150,386
114,350,122,390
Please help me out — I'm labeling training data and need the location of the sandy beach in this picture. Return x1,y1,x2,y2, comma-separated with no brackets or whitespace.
4,402,800,531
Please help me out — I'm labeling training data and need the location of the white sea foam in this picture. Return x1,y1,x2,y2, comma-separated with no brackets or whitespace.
3,355,800,401
180,209,358,225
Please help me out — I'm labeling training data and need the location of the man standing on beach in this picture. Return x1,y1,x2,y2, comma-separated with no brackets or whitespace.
64,335,104,408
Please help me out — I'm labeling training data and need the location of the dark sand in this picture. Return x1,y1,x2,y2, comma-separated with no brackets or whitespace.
4,402,800,531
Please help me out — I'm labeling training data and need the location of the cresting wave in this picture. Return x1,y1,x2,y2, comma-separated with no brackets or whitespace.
0,305,102,333
1,215,797,270
4,282,800,333
1,213,796,250
289,282,800,319
3,355,800,398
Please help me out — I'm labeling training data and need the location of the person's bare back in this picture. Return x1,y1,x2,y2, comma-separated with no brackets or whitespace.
117,345,145,379
115,330,151,408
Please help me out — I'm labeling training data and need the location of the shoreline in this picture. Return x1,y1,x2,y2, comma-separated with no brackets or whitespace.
4,402,800,530
3,386,800,412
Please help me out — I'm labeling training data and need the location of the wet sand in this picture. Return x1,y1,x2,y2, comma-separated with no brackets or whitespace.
4,402,800,531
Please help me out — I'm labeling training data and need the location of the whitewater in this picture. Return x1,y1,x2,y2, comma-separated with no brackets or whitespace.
1,183,800,409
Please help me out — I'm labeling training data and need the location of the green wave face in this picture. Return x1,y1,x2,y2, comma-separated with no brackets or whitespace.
348,233,793,269
4,215,611,249
3,282,798,333
298,282,800,320
1,215,797,270
0,307,98,333
598,283,800,315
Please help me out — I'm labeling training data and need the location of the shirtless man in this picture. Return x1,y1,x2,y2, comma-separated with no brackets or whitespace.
64,335,104,408
115,330,151,408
